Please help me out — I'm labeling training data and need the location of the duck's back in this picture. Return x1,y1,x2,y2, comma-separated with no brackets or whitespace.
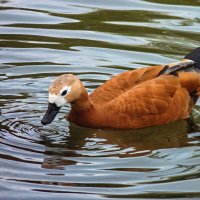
90,65,164,105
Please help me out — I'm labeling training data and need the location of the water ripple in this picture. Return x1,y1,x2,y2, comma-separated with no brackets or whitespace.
1,0,200,199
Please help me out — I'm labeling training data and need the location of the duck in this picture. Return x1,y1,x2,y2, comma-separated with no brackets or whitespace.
41,47,200,129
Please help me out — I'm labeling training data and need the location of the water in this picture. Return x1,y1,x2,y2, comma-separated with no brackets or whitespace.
0,0,200,199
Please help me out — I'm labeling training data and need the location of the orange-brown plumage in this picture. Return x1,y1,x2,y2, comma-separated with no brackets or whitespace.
41,48,200,129
68,70,193,129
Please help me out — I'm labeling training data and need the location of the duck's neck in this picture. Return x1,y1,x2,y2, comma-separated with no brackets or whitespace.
70,82,93,113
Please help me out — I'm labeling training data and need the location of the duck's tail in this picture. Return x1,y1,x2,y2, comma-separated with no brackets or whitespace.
157,48,200,98
184,47,200,69
178,48,200,98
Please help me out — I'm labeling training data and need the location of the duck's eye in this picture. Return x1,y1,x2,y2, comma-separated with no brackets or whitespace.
61,90,67,96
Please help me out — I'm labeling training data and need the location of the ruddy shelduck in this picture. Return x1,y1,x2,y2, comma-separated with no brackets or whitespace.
41,48,200,129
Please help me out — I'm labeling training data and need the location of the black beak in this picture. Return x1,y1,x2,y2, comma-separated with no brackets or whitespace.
41,103,61,125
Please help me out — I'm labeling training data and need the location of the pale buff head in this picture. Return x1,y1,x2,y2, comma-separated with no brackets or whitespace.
48,74,82,107
41,74,83,125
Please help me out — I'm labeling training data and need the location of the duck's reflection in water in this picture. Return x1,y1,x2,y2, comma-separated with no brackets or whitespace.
41,119,195,170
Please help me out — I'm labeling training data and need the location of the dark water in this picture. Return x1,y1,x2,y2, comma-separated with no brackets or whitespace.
1,0,200,199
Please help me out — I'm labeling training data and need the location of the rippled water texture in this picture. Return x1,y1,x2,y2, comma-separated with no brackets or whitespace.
1,0,200,199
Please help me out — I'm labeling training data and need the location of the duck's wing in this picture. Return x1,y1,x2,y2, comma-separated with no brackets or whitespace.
102,75,191,129
90,58,199,105
90,65,164,104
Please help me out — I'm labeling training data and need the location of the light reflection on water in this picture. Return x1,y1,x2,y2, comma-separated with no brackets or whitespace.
0,0,200,199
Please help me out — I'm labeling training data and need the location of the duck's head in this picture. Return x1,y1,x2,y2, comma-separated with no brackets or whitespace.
41,74,82,125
